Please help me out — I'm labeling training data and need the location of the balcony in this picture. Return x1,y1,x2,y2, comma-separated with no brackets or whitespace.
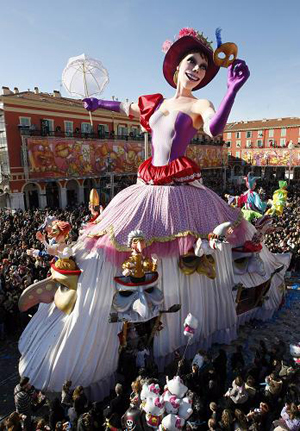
18,126,145,141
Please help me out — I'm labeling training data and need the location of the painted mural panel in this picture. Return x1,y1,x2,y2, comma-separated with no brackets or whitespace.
242,149,300,167
27,138,145,178
26,138,227,179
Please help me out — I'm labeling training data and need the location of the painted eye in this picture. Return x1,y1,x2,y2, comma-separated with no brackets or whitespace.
119,290,134,297
145,287,154,293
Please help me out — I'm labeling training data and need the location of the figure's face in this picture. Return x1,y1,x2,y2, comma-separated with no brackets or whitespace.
177,52,208,90
131,237,146,253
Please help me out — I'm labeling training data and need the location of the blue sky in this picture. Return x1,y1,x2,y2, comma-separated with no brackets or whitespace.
1,0,299,121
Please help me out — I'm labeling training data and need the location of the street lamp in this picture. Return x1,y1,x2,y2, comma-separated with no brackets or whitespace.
288,141,294,185
222,142,228,190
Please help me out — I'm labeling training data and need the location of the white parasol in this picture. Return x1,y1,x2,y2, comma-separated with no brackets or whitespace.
62,54,109,125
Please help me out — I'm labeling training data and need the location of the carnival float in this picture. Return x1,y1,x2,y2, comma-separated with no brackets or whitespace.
18,28,290,402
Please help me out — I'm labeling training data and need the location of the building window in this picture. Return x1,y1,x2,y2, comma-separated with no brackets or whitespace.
236,151,240,158
130,126,139,137
257,139,263,148
19,117,31,127
269,139,276,148
41,119,54,136
236,140,241,148
246,140,252,148
281,128,286,137
81,122,93,134
64,121,73,136
236,132,241,139
43,119,54,132
98,124,109,138
227,141,231,148
227,132,231,139
280,138,286,147
269,129,274,138
118,125,128,137
246,131,252,138
257,130,263,138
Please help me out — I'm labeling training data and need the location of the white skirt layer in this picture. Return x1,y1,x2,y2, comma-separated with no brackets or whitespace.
19,240,290,400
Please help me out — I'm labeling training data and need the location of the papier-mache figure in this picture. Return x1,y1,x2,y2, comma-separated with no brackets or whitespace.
226,174,267,222
122,230,157,281
142,396,165,429
18,24,289,399
122,406,146,431
88,188,103,223
179,221,232,279
266,180,288,216
27,215,58,258
290,343,300,365
19,220,81,315
183,313,198,338
158,414,185,431
162,391,181,415
163,376,193,427
111,231,164,322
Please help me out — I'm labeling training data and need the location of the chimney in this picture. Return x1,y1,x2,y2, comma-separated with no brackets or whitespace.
2,86,13,95
14,87,19,94
53,90,61,98
34,87,39,94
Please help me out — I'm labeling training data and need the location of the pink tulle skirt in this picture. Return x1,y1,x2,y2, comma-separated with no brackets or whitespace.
79,183,250,266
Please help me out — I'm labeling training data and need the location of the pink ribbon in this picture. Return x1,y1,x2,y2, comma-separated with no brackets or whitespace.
184,324,195,334
149,383,160,394
169,396,179,409
175,417,183,429
154,397,164,409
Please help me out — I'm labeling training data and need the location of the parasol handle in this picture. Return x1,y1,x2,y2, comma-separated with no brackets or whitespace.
82,63,93,127
88,111,93,127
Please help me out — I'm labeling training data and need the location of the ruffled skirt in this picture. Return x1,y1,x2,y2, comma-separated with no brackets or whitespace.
81,183,247,266
137,156,201,185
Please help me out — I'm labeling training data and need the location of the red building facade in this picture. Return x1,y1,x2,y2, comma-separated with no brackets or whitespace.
223,117,300,180
0,87,225,209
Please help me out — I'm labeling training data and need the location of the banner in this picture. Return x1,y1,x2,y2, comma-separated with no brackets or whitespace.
241,148,300,167
27,138,227,179
187,144,227,168
27,138,145,178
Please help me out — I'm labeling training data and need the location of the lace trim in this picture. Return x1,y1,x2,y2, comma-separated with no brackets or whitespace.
174,172,202,183
87,212,244,251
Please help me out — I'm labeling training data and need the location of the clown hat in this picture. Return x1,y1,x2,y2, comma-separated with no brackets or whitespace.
162,28,219,90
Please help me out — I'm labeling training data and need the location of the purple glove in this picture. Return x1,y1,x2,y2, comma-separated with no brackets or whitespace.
227,59,250,94
83,97,121,113
209,59,250,137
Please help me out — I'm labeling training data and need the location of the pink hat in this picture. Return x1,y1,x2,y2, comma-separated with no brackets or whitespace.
162,28,219,90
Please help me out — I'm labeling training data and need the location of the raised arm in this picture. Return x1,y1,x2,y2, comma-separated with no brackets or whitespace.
196,59,250,137
83,98,140,119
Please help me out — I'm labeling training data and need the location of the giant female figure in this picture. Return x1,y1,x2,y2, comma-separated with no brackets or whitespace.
19,28,288,399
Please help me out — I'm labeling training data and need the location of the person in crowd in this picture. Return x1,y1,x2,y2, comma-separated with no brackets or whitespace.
48,398,65,431
272,402,300,431
225,376,249,410
233,409,249,431
61,380,73,415
72,386,88,418
219,409,234,430
14,376,36,431
129,380,142,408
264,372,283,405
109,383,129,428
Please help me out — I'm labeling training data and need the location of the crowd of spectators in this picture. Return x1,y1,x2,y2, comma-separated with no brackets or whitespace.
0,176,299,430
5,339,300,430
0,205,89,340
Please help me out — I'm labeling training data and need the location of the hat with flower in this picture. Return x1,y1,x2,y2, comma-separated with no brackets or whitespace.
162,27,219,90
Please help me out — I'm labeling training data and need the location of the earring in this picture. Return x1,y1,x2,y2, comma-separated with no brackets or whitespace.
173,70,179,85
